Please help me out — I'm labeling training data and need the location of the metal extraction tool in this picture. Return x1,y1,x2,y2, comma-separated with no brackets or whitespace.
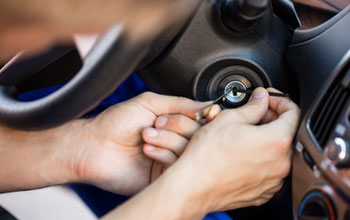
195,92,227,121
195,88,289,121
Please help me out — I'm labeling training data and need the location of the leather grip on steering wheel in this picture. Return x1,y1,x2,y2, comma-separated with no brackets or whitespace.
0,25,149,130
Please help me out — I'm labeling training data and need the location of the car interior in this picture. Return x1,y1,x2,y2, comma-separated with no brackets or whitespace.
0,0,349,219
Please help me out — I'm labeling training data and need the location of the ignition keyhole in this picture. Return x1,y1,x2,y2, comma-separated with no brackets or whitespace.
224,81,247,103
232,86,239,96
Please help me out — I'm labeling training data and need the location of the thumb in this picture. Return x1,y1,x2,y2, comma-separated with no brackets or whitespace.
232,87,269,125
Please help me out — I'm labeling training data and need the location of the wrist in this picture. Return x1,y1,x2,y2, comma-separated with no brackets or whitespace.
49,119,94,185
0,120,86,191
171,161,215,216
149,161,211,219
103,162,209,220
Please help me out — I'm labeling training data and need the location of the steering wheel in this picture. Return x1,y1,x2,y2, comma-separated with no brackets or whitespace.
0,25,153,130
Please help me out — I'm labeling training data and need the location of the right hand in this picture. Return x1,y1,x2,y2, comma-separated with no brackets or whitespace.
168,87,300,212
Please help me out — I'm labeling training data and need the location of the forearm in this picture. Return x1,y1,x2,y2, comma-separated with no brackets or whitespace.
101,164,209,220
0,121,84,192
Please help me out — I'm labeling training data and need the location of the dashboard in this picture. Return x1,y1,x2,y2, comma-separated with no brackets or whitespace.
287,7,350,219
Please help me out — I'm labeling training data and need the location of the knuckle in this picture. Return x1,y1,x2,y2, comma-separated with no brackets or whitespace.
274,183,284,192
254,198,268,207
279,136,293,150
272,136,292,155
277,162,291,178
283,118,298,137
284,120,297,135
175,96,189,106
175,115,186,127
168,115,188,132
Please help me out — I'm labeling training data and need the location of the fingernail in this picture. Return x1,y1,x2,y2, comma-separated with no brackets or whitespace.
146,145,155,151
253,88,266,99
156,116,168,127
146,128,158,137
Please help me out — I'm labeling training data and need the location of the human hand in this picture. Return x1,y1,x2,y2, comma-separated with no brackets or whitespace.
0,92,210,194
166,87,300,212
141,104,221,182
100,87,300,220
72,92,209,195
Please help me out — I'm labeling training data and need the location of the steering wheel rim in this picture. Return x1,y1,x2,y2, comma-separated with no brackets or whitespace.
0,25,150,130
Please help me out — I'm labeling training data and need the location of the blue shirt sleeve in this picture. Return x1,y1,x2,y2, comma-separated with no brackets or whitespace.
204,212,233,220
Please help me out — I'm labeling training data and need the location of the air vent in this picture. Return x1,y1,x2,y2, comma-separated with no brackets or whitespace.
310,67,350,149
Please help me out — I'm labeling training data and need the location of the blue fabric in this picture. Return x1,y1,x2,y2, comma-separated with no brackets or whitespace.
68,184,129,217
19,73,232,220
204,212,233,220
17,74,148,117
18,85,64,101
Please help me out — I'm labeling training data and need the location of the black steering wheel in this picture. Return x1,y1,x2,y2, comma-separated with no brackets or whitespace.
0,25,151,130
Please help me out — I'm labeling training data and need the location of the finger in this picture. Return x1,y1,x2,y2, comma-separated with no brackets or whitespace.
257,178,283,196
251,125,293,162
266,88,299,117
266,87,283,94
266,182,284,195
206,104,221,122
142,127,188,156
262,104,300,140
135,92,211,118
143,144,177,168
270,106,300,139
253,198,270,207
257,88,300,139
260,88,292,124
224,87,269,125
261,183,284,201
259,109,278,124
155,115,201,139
150,161,164,183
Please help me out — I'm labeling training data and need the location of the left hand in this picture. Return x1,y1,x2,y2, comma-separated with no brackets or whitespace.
0,92,207,194
73,92,208,195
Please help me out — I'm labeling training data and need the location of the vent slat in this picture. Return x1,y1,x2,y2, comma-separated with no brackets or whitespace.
319,90,347,146
310,65,349,150
312,85,338,138
315,85,341,140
